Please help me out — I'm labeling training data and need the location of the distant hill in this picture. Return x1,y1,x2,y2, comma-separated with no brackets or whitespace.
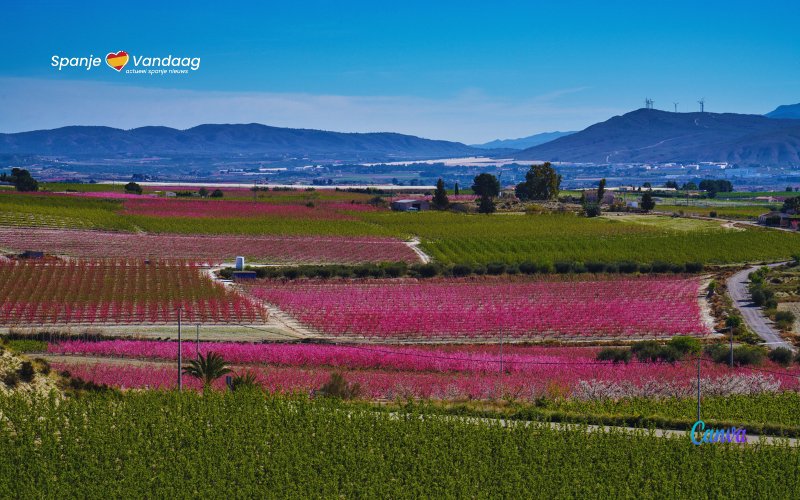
515,109,800,166
0,124,484,160
766,103,800,120
472,131,575,150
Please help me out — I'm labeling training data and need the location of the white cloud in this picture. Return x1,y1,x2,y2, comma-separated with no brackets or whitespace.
0,77,623,143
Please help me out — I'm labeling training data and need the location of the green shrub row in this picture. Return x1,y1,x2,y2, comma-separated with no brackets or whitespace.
222,260,705,281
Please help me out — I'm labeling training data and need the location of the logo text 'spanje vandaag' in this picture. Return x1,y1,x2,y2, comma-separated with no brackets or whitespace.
51,50,200,75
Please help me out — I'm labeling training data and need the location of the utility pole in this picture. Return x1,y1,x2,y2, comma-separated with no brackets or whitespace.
177,307,183,392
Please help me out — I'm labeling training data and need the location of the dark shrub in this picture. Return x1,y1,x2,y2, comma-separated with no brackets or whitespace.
638,263,652,273
335,267,354,278
230,371,260,392
382,262,407,278
596,348,631,364
732,345,766,366
554,261,572,274
368,266,386,278
631,341,662,362
655,345,681,364
33,357,51,375
316,372,361,400
618,261,638,273
585,261,606,273
283,268,300,280
709,211,717,218
670,263,685,273
486,262,506,275
451,264,473,277
353,266,372,278
583,203,601,217
2,372,19,388
775,310,795,330
709,345,766,366
768,348,794,367
314,267,333,279
519,262,538,274
651,261,671,273
685,262,704,273
413,263,439,278
506,264,519,275
667,336,701,356
18,361,35,382
750,289,766,306
604,262,619,273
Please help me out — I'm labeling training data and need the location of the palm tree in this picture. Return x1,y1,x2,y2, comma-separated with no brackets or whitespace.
182,351,231,391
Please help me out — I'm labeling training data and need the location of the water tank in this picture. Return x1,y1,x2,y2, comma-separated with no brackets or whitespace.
235,256,245,270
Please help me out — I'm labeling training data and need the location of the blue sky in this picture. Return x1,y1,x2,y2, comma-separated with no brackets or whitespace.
0,0,797,142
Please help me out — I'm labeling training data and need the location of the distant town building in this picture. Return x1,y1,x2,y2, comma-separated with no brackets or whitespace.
391,199,430,212
758,211,800,229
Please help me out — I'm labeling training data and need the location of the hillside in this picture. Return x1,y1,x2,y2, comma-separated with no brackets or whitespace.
472,131,575,149
515,109,800,166
766,103,800,120
0,124,483,160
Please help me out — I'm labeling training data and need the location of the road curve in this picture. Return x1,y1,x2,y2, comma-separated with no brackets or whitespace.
726,264,794,351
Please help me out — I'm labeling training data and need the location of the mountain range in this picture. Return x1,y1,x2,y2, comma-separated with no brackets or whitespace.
0,124,484,160
766,103,800,120
4,106,800,167
471,131,575,150
515,108,800,166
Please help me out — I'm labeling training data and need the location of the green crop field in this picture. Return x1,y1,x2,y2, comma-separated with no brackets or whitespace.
0,391,797,498
3,191,800,266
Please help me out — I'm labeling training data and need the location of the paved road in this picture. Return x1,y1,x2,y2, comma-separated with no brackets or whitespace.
726,263,794,351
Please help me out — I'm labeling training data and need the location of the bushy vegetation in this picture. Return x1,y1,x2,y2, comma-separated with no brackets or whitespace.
595,337,703,364
225,259,706,281
704,344,766,366
0,392,798,497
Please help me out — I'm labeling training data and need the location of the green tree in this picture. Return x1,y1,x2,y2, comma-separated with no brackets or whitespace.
0,168,38,192
641,190,656,211
230,371,260,392
583,203,601,217
515,162,561,201
183,352,231,391
782,196,800,213
432,178,449,209
210,189,224,198
198,187,209,197
124,182,142,194
597,178,606,204
472,173,500,214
